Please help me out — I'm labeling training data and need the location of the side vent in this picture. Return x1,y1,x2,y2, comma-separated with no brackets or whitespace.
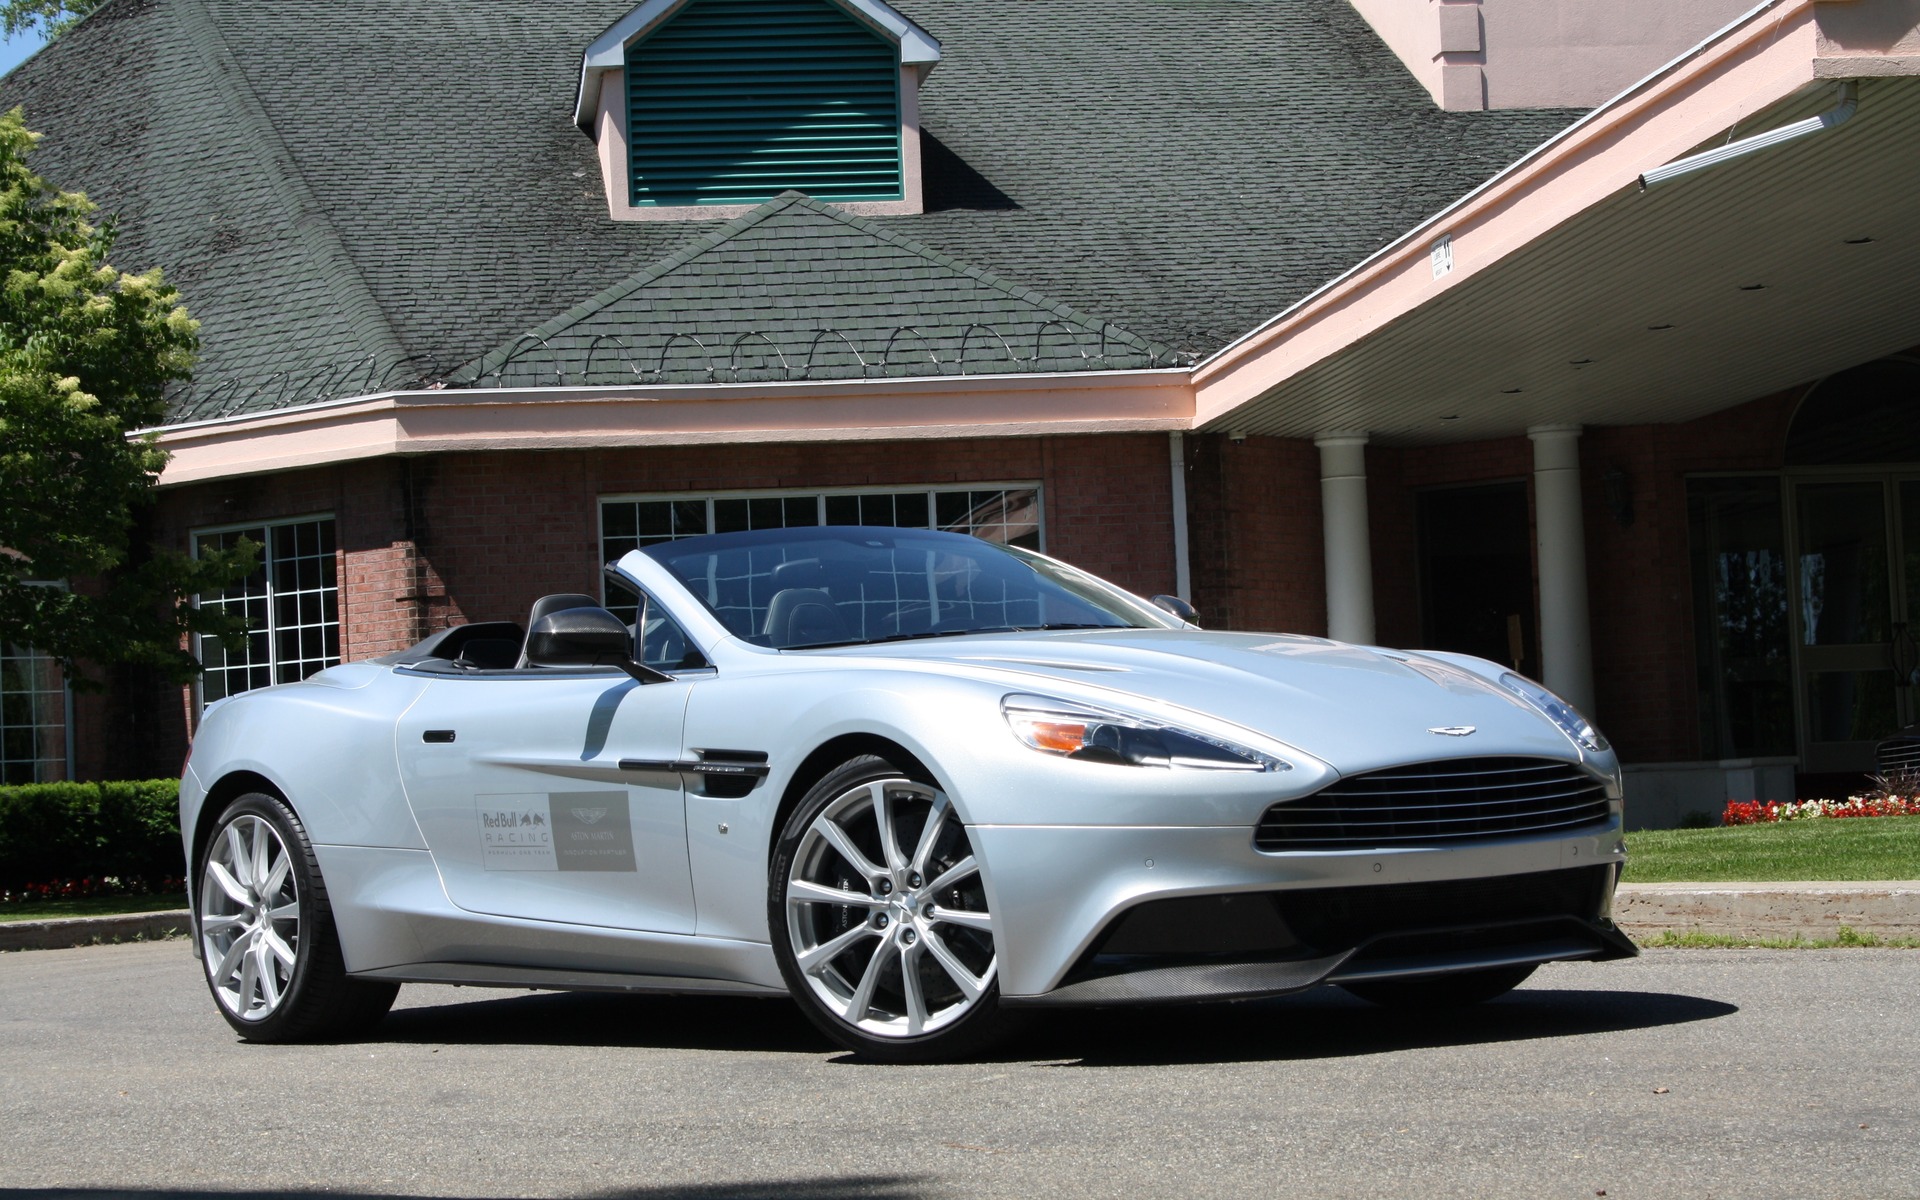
627,0,904,207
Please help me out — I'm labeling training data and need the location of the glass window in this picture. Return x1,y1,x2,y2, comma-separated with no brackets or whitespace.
1,641,68,784
1688,478,1795,758
642,527,1166,650
600,486,1042,623
1796,481,1891,646
194,518,340,705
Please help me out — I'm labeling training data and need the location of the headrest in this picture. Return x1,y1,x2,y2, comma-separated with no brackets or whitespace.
770,558,828,589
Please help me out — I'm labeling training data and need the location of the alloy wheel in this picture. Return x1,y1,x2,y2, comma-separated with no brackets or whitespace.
785,778,995,1038
199,814,301,1022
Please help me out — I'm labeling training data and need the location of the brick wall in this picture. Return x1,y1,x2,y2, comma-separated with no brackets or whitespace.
1185,433,1326,635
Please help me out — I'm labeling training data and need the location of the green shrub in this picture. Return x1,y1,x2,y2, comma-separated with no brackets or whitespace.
0,779,182,890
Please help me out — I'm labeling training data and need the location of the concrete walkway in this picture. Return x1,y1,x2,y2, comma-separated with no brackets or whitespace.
1616,881,1920,940
0,909,191,953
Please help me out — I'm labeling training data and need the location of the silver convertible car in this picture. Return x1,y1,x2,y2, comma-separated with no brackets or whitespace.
181,525,1634,1060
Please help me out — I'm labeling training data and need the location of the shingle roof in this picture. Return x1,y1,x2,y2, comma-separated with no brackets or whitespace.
458,191,1176,387
0,0,1582,423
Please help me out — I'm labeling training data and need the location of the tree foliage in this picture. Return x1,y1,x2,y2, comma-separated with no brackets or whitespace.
0,107,255,686
1,0,101,42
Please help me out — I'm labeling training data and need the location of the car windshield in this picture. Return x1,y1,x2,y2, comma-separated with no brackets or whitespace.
641,526,1177,649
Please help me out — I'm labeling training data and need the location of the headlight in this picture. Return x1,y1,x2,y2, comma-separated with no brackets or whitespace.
1499,673,1609,753
1001,694,1286,771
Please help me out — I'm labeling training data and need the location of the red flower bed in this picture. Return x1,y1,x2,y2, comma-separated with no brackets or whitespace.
0,875,184,906
1723,796,1920,825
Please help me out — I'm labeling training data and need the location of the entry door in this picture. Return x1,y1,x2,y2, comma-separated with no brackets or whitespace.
397,672,696,933
1789,477,1918,773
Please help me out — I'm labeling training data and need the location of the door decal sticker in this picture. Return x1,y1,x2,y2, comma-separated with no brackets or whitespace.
478,791,636,872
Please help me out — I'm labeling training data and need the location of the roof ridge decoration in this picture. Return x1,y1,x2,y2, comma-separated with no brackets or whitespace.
169,0,410,383
573,0,941,130
455,191,1181,388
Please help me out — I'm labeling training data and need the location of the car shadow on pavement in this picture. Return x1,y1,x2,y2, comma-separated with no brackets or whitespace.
1007,986,1740,1068
2,1181,930,1200
373,988,836,1054
364,981,1734,1067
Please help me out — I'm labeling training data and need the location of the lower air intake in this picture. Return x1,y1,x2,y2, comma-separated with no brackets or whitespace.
1257,756,1611,851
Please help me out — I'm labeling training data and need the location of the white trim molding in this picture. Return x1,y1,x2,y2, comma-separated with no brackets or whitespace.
144,370,1196,487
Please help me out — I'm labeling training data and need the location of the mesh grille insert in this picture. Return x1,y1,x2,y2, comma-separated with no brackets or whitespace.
1256,756,1611,851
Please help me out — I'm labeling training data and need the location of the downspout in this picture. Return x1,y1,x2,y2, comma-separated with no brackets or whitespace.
1639,81,1857,189
1168,432,1192,601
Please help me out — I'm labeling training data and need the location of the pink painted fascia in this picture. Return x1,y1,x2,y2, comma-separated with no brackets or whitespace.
149,370,1194,486
596,64,925,221
1193,0,1831,426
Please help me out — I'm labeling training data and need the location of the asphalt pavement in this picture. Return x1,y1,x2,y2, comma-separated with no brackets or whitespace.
2,941,1916,1199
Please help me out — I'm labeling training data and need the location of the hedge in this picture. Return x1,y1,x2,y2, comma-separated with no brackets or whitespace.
0,779,182,890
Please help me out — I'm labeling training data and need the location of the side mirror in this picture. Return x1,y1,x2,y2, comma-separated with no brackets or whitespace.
1150,594,1201,627
524,606,671,684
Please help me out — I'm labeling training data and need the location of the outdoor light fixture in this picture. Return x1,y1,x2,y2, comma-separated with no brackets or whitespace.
1604,465,1634,528
1639,82,1857,189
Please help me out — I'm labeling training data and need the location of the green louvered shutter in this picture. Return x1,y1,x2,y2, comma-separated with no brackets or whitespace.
627,0,904,207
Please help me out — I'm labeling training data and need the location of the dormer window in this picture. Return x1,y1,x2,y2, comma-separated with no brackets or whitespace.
576,0,941,222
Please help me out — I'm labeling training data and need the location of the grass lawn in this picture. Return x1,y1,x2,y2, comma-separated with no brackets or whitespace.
0,892,188,924
1623,815,1920,883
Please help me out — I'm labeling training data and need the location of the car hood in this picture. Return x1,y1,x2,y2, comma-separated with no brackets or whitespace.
825,629,1583,772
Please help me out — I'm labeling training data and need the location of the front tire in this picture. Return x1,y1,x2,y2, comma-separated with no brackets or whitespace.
769,756,1011,1062
1340,963,1537,1009
196,793,398,1042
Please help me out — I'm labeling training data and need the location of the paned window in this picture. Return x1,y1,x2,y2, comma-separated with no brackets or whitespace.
1688,478,1795,758
194,518,341,704
599,485,1041,621
1,641,68,784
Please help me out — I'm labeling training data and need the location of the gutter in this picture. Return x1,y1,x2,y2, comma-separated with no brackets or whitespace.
1639,80,1857,187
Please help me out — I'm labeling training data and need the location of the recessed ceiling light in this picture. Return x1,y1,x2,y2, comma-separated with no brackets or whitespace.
1739,283,1767,291
1844,236,1875,245
1647,323,1675,331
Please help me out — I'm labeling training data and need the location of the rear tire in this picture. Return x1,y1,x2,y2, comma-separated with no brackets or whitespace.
196,792,398,1042
769,755,1019,1063
1340,963,1537,1009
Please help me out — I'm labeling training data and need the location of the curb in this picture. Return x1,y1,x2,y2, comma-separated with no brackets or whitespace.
0,910,192,953
1616,882,1920,940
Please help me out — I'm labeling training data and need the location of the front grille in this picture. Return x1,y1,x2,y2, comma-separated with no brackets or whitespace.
1877,735,1920,777
1256,756,1611,851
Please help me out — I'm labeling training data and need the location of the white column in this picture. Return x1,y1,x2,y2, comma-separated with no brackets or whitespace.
1528,424,1595,713
1168,432,1192,601
1315,432,1375,645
